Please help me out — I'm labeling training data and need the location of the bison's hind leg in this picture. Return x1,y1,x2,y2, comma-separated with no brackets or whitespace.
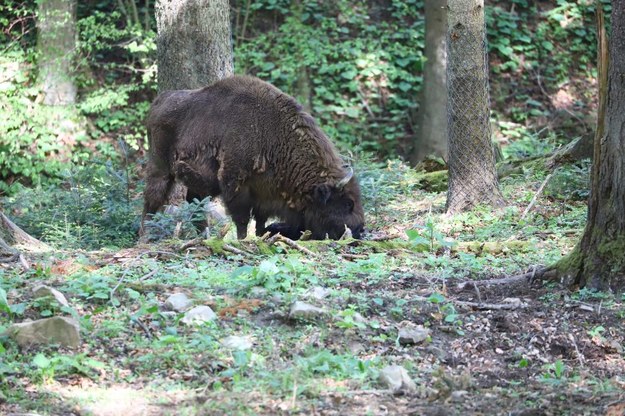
141,172,176,234
222,187,253,240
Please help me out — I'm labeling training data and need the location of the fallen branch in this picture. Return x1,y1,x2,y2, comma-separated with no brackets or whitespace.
369,233,402,242
267,234,317,257
455,299,527,310
223,243,251,257
180,237,204,251
453,240,531,255
342,253,368,260
131,316,153,339
139,269,158,281
457,266,553,292
0,212,51,252
521,171,555,220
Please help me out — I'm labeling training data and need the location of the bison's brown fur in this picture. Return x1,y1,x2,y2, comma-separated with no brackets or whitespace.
142,75,365,240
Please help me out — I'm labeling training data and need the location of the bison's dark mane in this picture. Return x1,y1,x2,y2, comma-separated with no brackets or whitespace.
227,76,348,195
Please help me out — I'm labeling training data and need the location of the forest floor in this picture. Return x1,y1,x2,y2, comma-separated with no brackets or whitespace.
1,161,624,416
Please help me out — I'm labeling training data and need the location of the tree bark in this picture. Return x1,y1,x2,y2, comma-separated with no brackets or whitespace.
557,3,625,291
410,0,447,164
155,0,234,92
445,0,504,213
36,0,77,106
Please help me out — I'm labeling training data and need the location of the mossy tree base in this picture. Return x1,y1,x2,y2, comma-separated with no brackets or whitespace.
554,236,625,292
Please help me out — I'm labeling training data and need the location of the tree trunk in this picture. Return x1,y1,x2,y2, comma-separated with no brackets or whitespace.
36,0,77,106
557,3,625,291
410,0,447,164
155,0,234,91
445,0,504,213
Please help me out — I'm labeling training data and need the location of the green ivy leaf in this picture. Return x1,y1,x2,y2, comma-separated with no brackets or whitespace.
32,353,51,369
0,287,9,314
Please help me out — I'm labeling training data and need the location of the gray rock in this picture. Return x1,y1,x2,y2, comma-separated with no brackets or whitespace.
379,365,417,394
220,335,253,350
7,317,80,348
289,301,327,320
304,286,331,301
181,306,217,325
398,325,431,345
164,293,193,312
32,285,69,308
348,341,365,354
249,287,268,298
450,390,469,402
352,312,367,325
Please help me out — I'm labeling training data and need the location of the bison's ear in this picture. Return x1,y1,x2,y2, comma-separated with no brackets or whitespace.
313,184,332,205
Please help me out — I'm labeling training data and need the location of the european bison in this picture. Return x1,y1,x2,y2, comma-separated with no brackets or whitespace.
142,75,365,240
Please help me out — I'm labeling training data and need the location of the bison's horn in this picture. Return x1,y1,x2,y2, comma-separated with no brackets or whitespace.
336,166,354,189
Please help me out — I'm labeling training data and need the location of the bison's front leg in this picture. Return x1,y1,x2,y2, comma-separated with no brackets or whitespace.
254,212,268,237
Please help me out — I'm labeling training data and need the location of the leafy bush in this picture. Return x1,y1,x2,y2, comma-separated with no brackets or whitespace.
0,51,89,194
234,0,424,156
76,9,156,150
487,0,610,125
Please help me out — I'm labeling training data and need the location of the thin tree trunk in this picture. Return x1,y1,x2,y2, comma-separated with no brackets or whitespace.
36,0,77,106
557,3,625,291
445,0,504,213
410,0,447,164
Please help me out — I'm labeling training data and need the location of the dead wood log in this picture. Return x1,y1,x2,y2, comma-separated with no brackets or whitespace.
0,212,51,252
456,266,556,293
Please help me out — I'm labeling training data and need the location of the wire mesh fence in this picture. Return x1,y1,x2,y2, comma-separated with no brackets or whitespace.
446,1,504,213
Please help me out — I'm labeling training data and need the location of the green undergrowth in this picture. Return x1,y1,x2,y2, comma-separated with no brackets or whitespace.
0,133,592,415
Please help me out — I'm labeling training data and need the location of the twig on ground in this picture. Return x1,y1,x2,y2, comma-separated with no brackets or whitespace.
342,253,368,260
18,254,30,271
321,390,389,396
369,233,402,241
455,299,527,310
139,269,158,281
222,243,251,256
473,282,482,303
173,221,182,239
457,267,553,292
180,237,204,251
339,225,353,240
568,333,585,368
521,172,555,220
291,380,298,410
132,316,152,339
267,234,317,257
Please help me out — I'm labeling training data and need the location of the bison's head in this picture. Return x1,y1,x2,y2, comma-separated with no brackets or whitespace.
304,167,365,240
